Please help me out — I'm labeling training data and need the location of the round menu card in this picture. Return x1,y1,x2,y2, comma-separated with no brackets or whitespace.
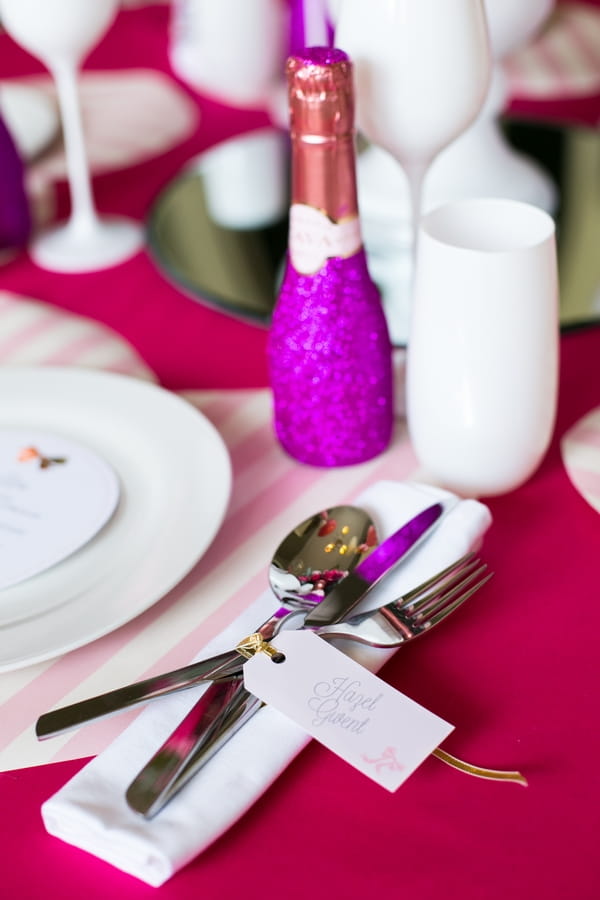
0,429,120,591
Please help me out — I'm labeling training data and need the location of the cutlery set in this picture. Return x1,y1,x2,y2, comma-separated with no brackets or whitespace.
36,501,493,816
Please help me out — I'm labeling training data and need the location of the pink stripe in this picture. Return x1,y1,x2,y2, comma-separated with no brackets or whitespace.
567,423,600,450
103,355,154,378
534,38,572,87
0,294,18,311
0,311,61,357
50,706,147,763
156,449,325,593
506,9,600,97
51,569,271,762
196,394,253,429
565,12,600,71
41,331,116,365
230,451,294,516
228,417,278,470
0,617,158,755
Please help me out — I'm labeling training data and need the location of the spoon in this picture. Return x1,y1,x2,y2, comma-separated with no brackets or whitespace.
36,505,376,741
128,549,490,817
126,502,447,816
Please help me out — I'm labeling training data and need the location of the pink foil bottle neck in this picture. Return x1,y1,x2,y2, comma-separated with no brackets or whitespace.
287,47,358,223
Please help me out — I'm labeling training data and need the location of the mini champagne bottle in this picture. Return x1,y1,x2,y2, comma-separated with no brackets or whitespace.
268,47,393,467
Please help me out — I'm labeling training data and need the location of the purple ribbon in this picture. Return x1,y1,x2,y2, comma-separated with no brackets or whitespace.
0,115,31,250
289,0,334,54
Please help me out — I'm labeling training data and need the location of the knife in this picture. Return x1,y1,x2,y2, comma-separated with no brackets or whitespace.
126,500,448,816
302,501,446,627
37,501,449,741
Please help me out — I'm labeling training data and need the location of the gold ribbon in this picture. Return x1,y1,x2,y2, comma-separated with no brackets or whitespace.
236,633,527,786
432,747,527,786
236,633,285,662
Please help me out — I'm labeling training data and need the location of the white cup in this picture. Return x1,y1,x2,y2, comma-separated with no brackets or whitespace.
198,128,288,231
406,197,559,497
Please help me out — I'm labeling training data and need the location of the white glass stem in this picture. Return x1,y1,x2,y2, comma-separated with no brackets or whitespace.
51,59,99,236
404,161,428,260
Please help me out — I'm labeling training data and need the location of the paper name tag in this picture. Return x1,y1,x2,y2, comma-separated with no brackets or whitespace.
0,429,120,592
244,631,454,792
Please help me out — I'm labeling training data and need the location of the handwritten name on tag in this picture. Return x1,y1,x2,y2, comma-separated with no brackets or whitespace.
243,631,453,792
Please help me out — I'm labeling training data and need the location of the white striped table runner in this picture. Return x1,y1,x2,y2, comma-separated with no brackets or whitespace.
0,291,156,380
504,2,600,103
0,384,421,772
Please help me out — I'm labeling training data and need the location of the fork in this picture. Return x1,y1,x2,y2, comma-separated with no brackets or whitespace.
318,555,492,646
127,554,491,817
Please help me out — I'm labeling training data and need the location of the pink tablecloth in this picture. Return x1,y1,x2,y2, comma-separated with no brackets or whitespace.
1,324,599,900
1,5,599,899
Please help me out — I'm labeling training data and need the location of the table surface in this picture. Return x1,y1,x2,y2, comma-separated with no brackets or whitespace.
1,4,599,899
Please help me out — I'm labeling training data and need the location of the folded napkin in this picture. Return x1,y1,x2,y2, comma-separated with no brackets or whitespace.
42,480,492,886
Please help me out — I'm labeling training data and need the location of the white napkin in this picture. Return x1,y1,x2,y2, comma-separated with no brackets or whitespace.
41,481,492,886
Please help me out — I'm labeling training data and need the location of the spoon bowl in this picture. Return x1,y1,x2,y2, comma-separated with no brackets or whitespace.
269,505,377,607
124,504,377,816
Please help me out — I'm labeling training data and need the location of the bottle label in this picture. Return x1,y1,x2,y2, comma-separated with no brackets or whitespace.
289,203,362,274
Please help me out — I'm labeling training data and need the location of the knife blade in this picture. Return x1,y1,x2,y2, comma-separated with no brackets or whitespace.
126,500,448,816
302,501,446,627
35,651,243,740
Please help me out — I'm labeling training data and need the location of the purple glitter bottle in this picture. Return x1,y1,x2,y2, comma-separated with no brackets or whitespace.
267,47,394,467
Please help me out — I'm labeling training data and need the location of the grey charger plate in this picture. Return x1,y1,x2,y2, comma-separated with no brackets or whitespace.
147,122,600,337
147,171,288,326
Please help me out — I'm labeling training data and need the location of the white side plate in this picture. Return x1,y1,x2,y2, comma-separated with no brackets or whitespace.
0,367,231,671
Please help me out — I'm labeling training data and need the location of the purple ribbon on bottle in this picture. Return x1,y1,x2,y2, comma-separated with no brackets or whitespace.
289,0,334,54
0,115,31,251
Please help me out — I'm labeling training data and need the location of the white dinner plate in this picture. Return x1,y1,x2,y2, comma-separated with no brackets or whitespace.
0,367,232,672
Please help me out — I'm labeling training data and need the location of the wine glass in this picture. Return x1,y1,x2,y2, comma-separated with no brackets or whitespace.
0,0,143,272
406,197,559,497
334,0,492,258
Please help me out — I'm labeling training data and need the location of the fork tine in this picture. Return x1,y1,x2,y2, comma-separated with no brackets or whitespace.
419,571,493,632
408,563,488,620
396,552,476,610
397,555,481,616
